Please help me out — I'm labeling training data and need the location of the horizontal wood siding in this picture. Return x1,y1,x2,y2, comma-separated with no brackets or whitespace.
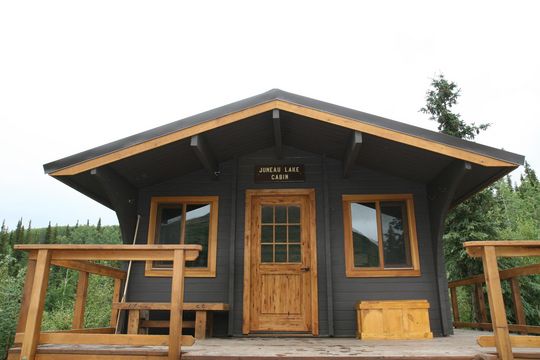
127,161,235,336
126,145,444,337
323,156,442,336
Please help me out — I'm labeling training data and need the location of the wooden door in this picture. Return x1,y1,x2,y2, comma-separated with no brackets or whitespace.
246,190,317,334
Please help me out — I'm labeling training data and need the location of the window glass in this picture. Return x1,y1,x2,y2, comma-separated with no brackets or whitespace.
262,206,273,224
381,202,411,268
154,205,182,268
275,244,287,262
184,204,211,268
260,203,302,263
289,244,301,262
261,244,273,262
350,202,379,267
275,206,287,223
288,206,300,223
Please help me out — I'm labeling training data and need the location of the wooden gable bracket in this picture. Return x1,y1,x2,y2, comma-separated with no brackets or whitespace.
426,160,472,336
91,166,138,243
343,131,363,178
272,109,283,159
190,134,219,179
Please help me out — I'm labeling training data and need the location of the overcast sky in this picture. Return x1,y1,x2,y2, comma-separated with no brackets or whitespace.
1,1,538,230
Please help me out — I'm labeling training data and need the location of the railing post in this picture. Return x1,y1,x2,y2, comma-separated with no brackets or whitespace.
169,249,185,360
510,277,527,335
16,259,36,333
72,271,89,329
450,287,460,323
110,278,122,328
475,283,488,324
20,250,51,360
482,246,513,360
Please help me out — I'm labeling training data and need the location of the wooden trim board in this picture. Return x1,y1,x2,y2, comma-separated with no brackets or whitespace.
342,194,421,277
144,196,219,278
49,99,517,176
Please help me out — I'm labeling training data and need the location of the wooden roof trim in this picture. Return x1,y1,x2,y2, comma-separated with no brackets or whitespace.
50,99,516,176
50,101,279,176
276,101,516,168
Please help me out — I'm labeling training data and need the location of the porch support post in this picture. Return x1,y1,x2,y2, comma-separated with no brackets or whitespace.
482,246,513,359
110,278,123,327
427,160,471,336
475,283,488,323
16,259,36,333
343,131,362,178
272,109,283,159
191,134,219,179
510,277,527,334
72,271,89,329
169,249,186,360
20,249,51,360
91,166,138,244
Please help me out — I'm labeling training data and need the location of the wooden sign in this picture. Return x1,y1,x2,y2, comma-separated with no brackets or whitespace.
254,165,305,183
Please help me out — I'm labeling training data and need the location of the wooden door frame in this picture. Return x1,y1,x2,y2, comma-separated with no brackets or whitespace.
242,188,319,335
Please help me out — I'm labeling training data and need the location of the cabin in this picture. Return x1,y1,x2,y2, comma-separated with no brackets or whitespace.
11,89,529,360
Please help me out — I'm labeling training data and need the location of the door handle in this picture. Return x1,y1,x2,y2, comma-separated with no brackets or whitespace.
300,267,310,272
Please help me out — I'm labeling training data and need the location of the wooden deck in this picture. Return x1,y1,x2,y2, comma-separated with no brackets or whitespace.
9,329,540,359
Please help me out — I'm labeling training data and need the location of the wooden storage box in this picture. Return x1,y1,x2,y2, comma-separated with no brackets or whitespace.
356,300,433,340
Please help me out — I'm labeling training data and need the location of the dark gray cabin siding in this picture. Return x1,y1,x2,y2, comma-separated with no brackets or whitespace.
125,145,446,337
126,160,235,335
323,157,442,337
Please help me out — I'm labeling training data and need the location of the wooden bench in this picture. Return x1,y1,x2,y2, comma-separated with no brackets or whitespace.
112,302,229,339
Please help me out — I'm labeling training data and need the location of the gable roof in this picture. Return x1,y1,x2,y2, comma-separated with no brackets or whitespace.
44,89,524,176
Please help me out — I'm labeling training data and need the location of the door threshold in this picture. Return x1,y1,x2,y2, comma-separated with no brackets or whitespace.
247,332,314,337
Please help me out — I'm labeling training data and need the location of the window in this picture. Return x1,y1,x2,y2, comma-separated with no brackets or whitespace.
260,204,302,263
145,196,218,277
342,194,420,277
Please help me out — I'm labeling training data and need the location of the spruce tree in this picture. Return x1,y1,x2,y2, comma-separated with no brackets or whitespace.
420,74,490,140
421,74,531,323
14,219,24,245
420,75,494,275
52,224,58,242
97,218,102,232
44,221,52,244
0,220,8,255
26,220,32,243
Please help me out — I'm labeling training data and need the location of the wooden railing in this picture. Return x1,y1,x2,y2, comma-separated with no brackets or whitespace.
13,244,201,360
449,263,540,335
460,241,540,360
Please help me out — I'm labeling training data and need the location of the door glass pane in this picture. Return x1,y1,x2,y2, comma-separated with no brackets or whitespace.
350,202,380,268
262,206,273,224
288,205,300,223
275,244,287,262
259,202,303,264
261,225,273,243
288,244,301,263
261,245,273,263
288,225,300,243
275,225,287,243
154,205,182,268
275,206,287,223
381,201,411,268
185,204,211,268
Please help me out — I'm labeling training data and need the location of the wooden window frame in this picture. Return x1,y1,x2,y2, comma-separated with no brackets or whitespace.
342,194,420,277
145,196,219,278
